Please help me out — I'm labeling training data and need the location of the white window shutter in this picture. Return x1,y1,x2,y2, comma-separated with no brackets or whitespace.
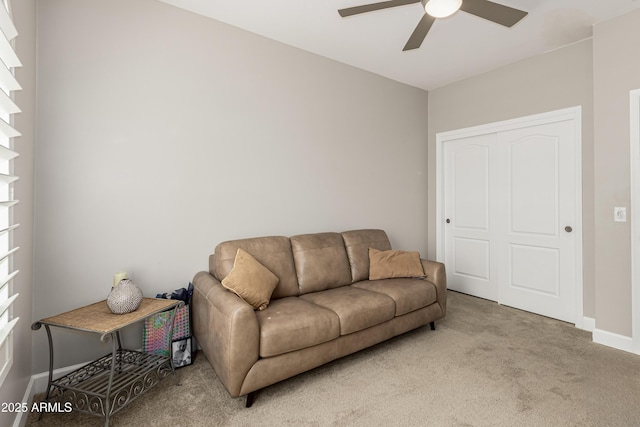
0,0,21,387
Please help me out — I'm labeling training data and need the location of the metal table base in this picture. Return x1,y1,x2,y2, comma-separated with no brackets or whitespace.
32,298,183,427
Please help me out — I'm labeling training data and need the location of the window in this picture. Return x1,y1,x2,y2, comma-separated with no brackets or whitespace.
0,0,20,386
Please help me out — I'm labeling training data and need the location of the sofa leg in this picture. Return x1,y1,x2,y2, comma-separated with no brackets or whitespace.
246,391,256,408
430,321,435,331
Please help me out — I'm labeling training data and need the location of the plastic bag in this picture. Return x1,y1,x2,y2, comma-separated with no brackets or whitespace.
156,282,193,303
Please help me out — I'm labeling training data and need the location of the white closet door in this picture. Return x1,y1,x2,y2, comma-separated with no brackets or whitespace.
496,119,576,322
443,118,577,323
444,133,499,301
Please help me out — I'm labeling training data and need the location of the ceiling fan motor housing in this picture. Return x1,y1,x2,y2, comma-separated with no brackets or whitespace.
424,0,463,18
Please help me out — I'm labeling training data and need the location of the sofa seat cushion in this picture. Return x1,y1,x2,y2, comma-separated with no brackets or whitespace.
300,287,395,335
352,278,437,316
256,297,340,358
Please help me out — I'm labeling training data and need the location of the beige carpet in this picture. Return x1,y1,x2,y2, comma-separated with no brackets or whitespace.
27,291,640,426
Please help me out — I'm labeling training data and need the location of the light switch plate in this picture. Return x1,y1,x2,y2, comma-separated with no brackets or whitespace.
614,207,627,222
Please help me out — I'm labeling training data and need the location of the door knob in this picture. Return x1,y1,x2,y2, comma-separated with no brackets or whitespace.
446,219,451,224
565,226,573,233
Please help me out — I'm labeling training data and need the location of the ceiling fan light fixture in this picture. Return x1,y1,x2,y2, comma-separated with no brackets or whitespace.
424,0,462,18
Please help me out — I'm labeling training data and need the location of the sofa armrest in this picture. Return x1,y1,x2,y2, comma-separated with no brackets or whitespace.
192,271,259,397
421,259,447,317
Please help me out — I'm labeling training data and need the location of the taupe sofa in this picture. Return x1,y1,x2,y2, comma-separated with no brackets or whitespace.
192,229,446,406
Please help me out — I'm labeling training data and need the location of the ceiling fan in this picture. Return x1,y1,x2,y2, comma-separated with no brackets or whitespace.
338,0,528,51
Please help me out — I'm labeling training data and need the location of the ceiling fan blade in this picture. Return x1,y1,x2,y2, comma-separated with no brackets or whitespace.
403,13,436,51
459,0,528,27
338,0,420,18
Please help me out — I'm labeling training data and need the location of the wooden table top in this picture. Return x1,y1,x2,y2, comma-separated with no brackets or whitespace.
33,298,182,336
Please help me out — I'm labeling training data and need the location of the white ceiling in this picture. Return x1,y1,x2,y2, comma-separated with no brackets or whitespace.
157,0,640,90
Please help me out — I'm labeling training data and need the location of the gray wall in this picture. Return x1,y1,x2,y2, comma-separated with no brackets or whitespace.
427,40,595,318
0,0,37,426
33,0,429,372
593,9,640,337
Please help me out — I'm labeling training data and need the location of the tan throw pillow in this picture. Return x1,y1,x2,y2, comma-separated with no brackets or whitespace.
221,248,279,311
368,248,425,280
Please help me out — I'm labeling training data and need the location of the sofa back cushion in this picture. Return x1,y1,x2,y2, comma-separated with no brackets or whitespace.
341,229,392,282
290,232,352,294
214,236,299,299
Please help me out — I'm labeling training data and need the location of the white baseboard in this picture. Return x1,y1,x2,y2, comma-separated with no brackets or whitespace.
31,361,90,395
13,361,91,427
593,328,634,354
581,316,596,332
13,375,36,427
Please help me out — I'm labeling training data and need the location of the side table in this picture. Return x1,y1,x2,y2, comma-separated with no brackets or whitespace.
32,298,184,427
